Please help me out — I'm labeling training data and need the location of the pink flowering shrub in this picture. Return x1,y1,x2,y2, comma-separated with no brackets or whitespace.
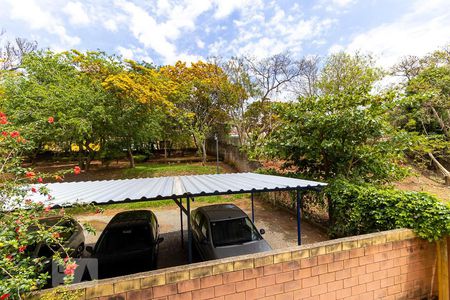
0,112,81,299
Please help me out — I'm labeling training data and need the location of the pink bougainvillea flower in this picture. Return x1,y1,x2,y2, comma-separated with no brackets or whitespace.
25,171,35,179
64,262,78,276
1,131,7,137
73,166,81,175
18,245,27,253
48,116,54,124
10,131,19,138
47,195,52,200
44,205,51,212
0,116,8,125
6,255,13,261
37,177,43,183
31,187,37,193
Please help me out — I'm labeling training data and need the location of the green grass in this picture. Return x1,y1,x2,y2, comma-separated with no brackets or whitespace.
122,163,225,178
69,162,235,215
69,194,247,215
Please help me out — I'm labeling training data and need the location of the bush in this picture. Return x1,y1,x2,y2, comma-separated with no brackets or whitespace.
326,180,450,241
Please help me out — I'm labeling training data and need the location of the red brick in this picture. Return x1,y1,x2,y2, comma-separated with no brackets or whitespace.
394,274,407,285
328,261,344,272
319,291,336,300
192,287,215,300
153,284,178,298
300,257,318,268
392,256,407,267
178,279,200,293
282,260,300,272
343,276,358,288
235,279,256,292
380,277,395,288
327,280,343,292
214,283,235,297
264,264,283,275
373,269,387,281
168,292,192,300
333,251,350,262
351,265,365,277
335,287,352,299
351,284,366,296
257,275,276,288
374,252,389,262
222,271,243,284
201,275,223,288
344,258,359,269
310,283,327,296
224,292,245,300
294,268,311,280
365,245,380,255
366,280,381,292
126,290,143,300
302,276,319,288
245,287,265,300
358,254,374,265
374,288,388,299
100,292,124,300
276,292,294,300
359,291,374,299
265,283,283,296
335,268,351,280
358,273,373,284
379,242,393,252
276,271,294,284
311,264,327,276
243,267,263,279
318,272,335,284
387,284,402,295
283,279,302,292
293,287,311,299
349,248,365,258
387,267,401,277
365,262,381,273
317,254,333,265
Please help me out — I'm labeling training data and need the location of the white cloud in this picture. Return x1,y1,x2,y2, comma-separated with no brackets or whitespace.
345,0,450,68
196,38,205,49
115,0,211,64
5,0,80,47
63,1,90,26
117,46,134,59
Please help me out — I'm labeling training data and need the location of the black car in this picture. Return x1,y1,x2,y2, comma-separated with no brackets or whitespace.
191,204,272,260
87,210,163,279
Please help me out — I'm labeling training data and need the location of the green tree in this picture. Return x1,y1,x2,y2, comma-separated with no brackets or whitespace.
262,53,407,182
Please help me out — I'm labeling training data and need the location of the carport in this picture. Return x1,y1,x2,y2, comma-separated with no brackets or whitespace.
29,172,326,263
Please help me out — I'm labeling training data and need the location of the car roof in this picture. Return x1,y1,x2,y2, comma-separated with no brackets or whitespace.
196,204,247,222
110,210,155,223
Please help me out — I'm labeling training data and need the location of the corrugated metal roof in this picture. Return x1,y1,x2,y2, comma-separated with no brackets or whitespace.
28,172,327,208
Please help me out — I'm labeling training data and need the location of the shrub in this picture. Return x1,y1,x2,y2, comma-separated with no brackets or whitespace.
326,179,450,241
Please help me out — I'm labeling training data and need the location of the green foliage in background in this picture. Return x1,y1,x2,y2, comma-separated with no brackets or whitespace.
326,179,450,241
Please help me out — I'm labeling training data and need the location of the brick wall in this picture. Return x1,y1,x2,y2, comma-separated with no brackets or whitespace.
40,229,438,300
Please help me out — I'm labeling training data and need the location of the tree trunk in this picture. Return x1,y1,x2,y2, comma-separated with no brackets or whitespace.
201,140,207,165
127,146,135,168
164,140,168,159
430,105,449,138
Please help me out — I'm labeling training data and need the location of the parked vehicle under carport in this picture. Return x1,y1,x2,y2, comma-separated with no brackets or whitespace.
86,210,163,279
190,204,272,260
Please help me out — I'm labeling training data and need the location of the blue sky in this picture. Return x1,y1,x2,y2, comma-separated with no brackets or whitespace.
1,0,450,68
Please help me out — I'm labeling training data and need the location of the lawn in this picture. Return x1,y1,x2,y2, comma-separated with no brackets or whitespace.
122,162,225,178
66,161,238,215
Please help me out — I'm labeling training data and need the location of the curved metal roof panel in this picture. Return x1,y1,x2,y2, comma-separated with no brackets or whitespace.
26,172,327,208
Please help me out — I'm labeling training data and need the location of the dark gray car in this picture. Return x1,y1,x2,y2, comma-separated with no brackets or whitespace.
190,204,272,260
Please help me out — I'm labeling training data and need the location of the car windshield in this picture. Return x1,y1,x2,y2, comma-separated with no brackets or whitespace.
96,223,153,254
210,217,261,247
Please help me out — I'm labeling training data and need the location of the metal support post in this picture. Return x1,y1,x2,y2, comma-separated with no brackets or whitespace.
180,197,184,249
296,189,302,246
215,133,219,174
251,192,255,223
187,195,192,263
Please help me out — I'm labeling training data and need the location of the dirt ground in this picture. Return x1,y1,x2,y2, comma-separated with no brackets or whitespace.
76,197,328,269
394,169,450,202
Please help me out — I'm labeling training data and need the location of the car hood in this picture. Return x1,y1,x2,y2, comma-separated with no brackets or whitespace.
212,240,272,259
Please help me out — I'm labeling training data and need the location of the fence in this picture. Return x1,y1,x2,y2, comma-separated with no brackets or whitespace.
38,228,448,300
